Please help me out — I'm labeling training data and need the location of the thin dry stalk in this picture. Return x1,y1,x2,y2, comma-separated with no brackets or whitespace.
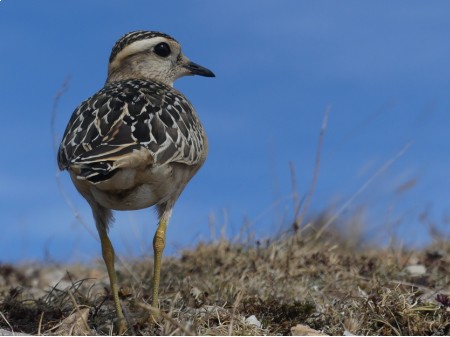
228,289,244,336
121,304,135,336
0,311,14,334
289,161,301,230
163,292,182,335
37,311,44,336
116,256,141,285
51,78,99,241
220,208,229,240
50,75,71,155
296,105,330,228
209,212,216,241
314,142,412,240
67,290,91,333
334,99,397,151
248,194,296,231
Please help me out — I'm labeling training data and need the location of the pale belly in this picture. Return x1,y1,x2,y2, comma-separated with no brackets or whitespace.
70,162,200,211
91,183,162,210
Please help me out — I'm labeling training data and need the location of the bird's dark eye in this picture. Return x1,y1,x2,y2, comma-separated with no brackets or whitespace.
154,42,171,57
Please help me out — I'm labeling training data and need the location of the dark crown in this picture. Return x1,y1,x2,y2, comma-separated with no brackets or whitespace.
109,31,177,63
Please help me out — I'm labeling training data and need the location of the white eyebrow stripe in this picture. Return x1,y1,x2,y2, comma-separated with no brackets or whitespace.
109,36,169,69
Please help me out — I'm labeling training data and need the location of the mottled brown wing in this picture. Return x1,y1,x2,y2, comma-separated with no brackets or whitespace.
57,79,206,183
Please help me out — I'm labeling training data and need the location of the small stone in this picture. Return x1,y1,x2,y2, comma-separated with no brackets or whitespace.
291,324,328,336
245,315,262,328
0,329,30,336
190,286,202,299
42,269,67,289
405,264,426,276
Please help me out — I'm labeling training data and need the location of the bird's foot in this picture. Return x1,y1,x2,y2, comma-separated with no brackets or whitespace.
116,317,128,335
148,307,161,325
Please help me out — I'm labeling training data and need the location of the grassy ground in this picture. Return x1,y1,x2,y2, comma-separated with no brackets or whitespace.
0,222,449,336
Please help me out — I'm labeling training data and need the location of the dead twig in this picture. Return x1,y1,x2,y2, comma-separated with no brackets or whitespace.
50,77,99,241
50,75,71,156
289,161,301,231
67,290,91,333
229,289,244,336
37,312,44,336
0,311,14,335
296,105,330,229
314,142,413,240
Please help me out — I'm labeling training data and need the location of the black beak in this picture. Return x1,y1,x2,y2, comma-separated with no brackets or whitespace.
183,61,215,77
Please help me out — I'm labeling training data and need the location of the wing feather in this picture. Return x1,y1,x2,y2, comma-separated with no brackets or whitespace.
57,79,206,183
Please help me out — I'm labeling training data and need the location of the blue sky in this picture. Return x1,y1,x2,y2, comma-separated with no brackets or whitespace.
1,1,449,263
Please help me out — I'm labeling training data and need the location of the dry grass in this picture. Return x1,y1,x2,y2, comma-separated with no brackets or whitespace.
0,218,449,336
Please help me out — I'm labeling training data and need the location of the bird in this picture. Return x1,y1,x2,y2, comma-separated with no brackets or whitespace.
57,30,215,333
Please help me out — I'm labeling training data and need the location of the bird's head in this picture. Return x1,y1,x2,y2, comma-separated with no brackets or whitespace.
107,31,215,85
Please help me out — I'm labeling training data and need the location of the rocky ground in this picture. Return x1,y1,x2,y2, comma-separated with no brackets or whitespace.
0,224,449,335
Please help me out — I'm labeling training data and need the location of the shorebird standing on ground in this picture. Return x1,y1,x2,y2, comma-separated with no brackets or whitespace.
57,30,215,333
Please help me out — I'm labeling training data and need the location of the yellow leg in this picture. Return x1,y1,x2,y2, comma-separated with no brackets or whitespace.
150,209,171,319
98,227,127,334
